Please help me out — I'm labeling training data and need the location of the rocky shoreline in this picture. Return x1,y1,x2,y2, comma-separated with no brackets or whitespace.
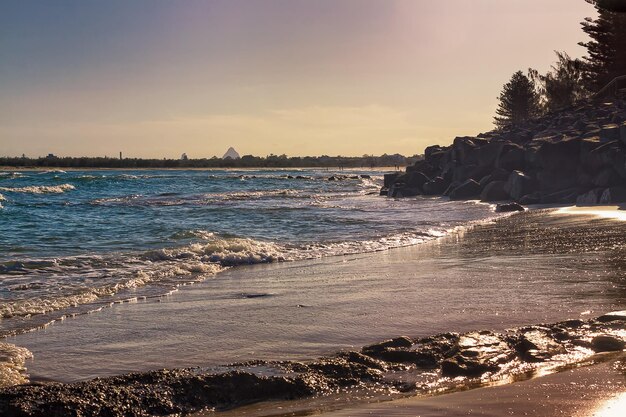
1,312,624,417
382,99,626,206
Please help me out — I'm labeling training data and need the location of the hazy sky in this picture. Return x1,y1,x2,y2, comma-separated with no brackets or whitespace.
1,0,595,158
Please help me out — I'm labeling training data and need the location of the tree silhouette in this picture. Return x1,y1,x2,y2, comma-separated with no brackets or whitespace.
529,52,587,112
494,71,540,129
580,0,626,91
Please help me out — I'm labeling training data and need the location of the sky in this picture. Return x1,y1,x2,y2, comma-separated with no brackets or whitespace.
0,0,596,158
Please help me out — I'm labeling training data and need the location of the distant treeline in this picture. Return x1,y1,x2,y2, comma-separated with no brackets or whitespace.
0,153,419,169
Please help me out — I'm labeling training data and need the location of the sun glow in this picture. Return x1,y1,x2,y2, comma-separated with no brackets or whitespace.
556,206,626,221
592,392,626,417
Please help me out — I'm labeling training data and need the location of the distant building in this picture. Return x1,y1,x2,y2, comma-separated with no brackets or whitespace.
46,153,57,159
181,153,189,160
222,147,240,160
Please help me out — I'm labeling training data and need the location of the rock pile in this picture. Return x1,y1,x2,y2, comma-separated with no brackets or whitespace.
382,99,626,205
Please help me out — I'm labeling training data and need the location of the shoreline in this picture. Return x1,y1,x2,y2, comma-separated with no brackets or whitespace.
2,312,625,417
316,352,625,417
1,207,625,416
0,166,404,172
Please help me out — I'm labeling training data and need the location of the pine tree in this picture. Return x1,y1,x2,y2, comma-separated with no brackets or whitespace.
494,71,540,129
579,0,626,91
529,52,588,112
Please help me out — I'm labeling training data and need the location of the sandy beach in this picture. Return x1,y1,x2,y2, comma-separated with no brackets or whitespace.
3,1,626,415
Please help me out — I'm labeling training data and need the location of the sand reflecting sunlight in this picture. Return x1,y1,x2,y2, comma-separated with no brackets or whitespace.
557,206,626,221
592,392,626,417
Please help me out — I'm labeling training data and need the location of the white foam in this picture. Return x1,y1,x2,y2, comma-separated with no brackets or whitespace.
0,342,33,387
38,170,66,174
0,260,224,320
0,184,76,194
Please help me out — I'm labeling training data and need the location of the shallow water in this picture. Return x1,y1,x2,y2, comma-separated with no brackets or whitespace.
10,210,626,383
0,169,497,339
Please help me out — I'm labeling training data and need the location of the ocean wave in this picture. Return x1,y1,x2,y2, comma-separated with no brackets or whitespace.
0,193,5,201
0,184,75,194
37,170,66,174
90,189,308,206
170,230,215,240
0,172,23,179
0,228,447,330
0,342,32,388
0,258,224,323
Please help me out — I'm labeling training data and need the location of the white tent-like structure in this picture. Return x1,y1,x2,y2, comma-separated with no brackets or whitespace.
222,147,240,160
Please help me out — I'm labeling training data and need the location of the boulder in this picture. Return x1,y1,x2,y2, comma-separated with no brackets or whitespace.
407,160,438,178
405,171,430,190
576,188,603,206
495,202,524,212
475,142,505,168
423,176,449,195
582,141,620,173
504,171,534,201
449,179,482,200
480,181,509,202
540,188,579,204
591,335,625,352
443,181,461,196
534,137,582,172
388,184,420,198
452,137,487,164
536,169,578,191
495,144,525,171
424,145,449,164
600,124,621,143
479,175,493,188
519,193,542,205
383,173,400,188
577,170,594,188
600,186,626,204
490,168,511,182
452,164,480,182
593,168,619,187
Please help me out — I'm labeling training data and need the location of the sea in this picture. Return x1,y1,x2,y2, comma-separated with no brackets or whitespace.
0,168,496,334
1,168,624,398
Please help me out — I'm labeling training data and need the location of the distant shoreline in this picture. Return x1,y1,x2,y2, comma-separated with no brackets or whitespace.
0,165,403,172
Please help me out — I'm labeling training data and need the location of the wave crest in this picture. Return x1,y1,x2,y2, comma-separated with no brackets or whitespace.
0,342,32,388
0,184,75,194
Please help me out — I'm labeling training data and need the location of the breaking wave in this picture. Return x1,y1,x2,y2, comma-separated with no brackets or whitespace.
0,342,32,388
0,228,447,336
0,184,75,194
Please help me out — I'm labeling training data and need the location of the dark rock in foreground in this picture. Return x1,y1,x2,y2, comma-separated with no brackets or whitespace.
495,202,525,213
1,313,624,417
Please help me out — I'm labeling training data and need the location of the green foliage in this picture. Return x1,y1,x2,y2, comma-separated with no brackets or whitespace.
580,0,626,91
494,71,541,129
529,52,588,112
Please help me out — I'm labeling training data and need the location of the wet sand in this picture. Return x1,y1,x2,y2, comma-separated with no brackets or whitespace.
320,354,626,417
